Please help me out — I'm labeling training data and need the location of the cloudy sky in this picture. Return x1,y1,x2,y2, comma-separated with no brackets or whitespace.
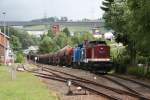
0,0,104,21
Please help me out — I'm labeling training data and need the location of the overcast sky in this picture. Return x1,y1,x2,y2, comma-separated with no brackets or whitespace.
0,0,104,21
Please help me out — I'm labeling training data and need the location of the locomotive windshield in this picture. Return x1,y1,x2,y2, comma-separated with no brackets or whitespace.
89,41,107,45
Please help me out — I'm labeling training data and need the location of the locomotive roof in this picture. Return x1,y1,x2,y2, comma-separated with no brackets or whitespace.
89,41,107,45
77,41,107,48
78,44,83,48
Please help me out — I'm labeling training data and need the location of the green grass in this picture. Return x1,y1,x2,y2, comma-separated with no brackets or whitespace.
24,25,91,32
62,26,91,32
23,24,108,33
0,66,58,100
23,25,47,31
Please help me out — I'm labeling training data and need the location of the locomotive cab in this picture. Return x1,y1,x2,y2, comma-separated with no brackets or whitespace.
84,41,112,72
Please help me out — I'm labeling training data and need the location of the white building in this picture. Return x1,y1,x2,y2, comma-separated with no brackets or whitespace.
92,27,103,38
27,31,46,37
23,46,39,54
104,32,114,40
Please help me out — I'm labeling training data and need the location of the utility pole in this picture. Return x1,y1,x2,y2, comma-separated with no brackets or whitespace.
2,12,6,65
44,11,48,34
7,26,10,36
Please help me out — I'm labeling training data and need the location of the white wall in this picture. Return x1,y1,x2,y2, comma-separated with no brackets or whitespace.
27,31,46,37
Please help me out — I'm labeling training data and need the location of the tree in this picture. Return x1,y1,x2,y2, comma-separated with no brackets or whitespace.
101,0,150,65
71,33,82,45
47,29,55,38
18,32,35,49
10,35,22,51
81,32,94,41
63,27,70,37
30,35,40,45
39,36,57,53
101,0,114,11
53,32,73,48
1,27,40,50
31,17,58,22
71,32,94,45
60,17,68,21
15,51,25,63
127,0,150,55
101,0,114,28
101,0,136,65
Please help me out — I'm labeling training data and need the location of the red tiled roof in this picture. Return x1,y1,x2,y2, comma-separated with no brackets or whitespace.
0,32,10,39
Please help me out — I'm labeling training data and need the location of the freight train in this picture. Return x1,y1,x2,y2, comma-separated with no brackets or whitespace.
28,40,113,72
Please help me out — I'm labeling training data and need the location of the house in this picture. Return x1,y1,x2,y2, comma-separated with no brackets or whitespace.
23,46,39,55
0,30,12,64
27,30,46,37
104,32,114,41
51,24,60,35
92,27,102,38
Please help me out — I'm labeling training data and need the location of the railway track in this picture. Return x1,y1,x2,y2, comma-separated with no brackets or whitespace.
33,64,150,100
23,63,150,99
109,74,150,89
23,64,118,100
101,74,150,98
36,74,120,100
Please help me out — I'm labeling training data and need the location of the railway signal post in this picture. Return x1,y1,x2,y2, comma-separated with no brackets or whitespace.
67,80,73,95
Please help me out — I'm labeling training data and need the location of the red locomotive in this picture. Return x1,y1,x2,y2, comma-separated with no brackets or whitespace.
83,41,112,72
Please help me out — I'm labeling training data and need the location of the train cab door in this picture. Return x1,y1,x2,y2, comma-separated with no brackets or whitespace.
81,48,85,62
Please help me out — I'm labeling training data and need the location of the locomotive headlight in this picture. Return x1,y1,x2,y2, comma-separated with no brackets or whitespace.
84,59,88,63
100,47,104,50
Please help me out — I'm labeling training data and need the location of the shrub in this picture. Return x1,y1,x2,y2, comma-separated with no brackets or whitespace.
146,72,150,79
128,67,145,77
15,52,25,63
145,68,150,79
113,55,130,74
136,56,147,64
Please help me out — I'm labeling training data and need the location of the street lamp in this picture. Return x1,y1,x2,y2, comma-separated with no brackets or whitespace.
2,12,6,35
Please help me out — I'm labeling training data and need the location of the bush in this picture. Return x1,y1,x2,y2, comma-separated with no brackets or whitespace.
15,52,25,63
145,67,150,79
115,64,127,74
136,56,147,64
128,67,145,77
146,72,150,79
113,55,130,74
